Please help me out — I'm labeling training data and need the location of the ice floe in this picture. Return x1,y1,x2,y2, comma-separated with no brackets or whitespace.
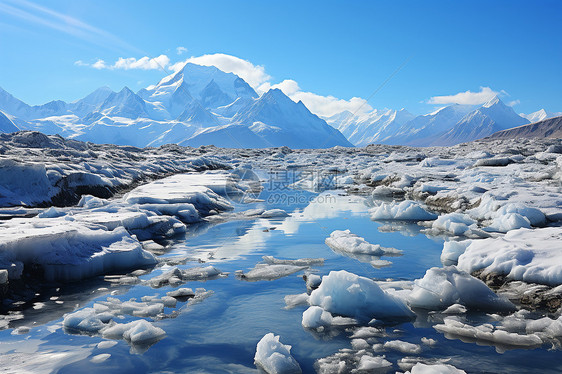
254,333,302,374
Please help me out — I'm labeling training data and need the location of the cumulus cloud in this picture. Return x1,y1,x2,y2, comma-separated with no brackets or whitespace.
507,99,520,107
427,86,502,105
75,55,170,71
264,79,372,117
176,46,187,55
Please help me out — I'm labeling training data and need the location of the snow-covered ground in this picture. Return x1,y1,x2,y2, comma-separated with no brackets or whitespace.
1,132,561,372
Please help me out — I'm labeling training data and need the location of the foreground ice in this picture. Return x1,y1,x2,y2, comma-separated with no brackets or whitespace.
457,227,562,286
325,230,402,256
237,263,308,281
254,333,302,374
404,362,466,374
0,219,156,282
370,200,438,221
408,266,515,312
307,270,414,322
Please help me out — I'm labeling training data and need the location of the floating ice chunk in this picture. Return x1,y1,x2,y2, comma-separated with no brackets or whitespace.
429,213,477,236
371,259,393,268
421,337,437,346
383,339,422,354
90,354,110,363
304,273,322,290
63,308,111,333
166,288,195,299
357,355,392,370
434,318,543,349
405,362,466,374
457,227,562,286
260,209,289,218
302,306,334,329
181,265,222,280
102,319,166,345
238,264,307,281
284,293,310,309
96,340,118,349
262,256,324,266
148,266,222,287
325,230,401,256
440,240,471,265
350,326,385,339
370,200,437,221
308,270,414,321
254,333,302,374
408,266,514,312
301,306,355,329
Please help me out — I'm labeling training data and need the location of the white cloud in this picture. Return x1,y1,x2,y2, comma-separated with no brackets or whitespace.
266,79,372,117
76,55,170,71
92,59,107,69
113,55,170,70
507,99,520,107
176,46,187,55
428,86,501,105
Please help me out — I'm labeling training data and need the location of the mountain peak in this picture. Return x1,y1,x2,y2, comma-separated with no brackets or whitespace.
482,95,503,108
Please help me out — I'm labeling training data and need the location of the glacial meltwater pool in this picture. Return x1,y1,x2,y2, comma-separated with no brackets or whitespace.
1,178,561,373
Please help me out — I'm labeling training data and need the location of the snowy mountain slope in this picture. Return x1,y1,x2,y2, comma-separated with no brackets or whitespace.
521,109,562,123
485,115,562,140
138,63,257,116
432,96,529,146
389,104,475,146
68,86,114,117
97,87,170,120
232,88,352,148
325,109,415,147
0,110,19,133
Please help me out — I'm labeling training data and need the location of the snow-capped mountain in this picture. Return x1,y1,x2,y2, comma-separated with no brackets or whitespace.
0,64,351,149
231,88,351,148
389,104,475,146
520,109,562,124
325,108,415,147
433,96,529,145
0,111,19,133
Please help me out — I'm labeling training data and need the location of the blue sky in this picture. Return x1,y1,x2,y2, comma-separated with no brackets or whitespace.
0,0,561,116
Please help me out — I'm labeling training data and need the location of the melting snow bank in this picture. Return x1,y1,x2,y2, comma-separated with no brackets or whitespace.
0,131,231,207
457,227,562,287
408,266,515,312
370,200,438,221
0,171,235,284
0,219,156,282
254,333,302,374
